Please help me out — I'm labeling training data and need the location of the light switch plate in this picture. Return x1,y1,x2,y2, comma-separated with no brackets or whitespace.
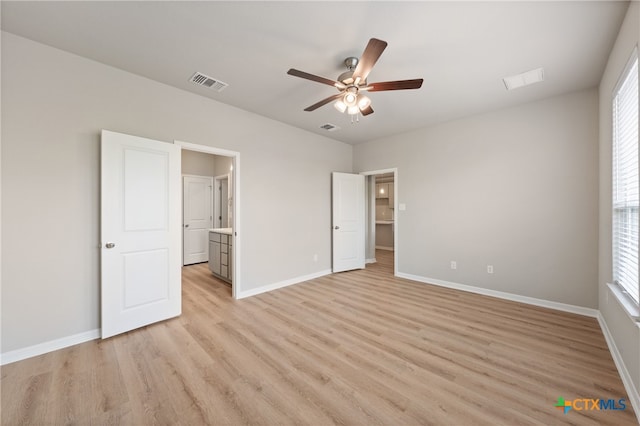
399,203,406,211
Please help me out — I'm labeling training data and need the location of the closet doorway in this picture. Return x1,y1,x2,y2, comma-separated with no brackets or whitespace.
361,168,398,276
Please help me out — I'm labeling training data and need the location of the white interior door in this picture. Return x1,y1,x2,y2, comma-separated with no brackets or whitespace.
101,130,181,339
183,175,213,265
332,172,365,272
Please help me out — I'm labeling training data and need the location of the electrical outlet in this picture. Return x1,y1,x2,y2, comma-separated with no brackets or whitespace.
487,265,494,274
450,261,457,270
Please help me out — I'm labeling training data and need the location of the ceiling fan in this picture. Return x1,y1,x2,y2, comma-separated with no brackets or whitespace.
287,38,423,118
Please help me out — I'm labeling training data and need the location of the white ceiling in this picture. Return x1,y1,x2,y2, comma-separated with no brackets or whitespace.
0,1,629,145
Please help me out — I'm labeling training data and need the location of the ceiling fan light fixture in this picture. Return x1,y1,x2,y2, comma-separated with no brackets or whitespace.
357,95,371,110
344,92,357,106
334,100,347,113
347,105,359,115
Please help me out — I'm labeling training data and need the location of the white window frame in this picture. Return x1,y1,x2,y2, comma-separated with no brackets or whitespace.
612,46,639,309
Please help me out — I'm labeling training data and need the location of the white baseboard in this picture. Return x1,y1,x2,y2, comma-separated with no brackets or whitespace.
396,272,598,318
1,328,101,365
366,258,377,264
597,312,640,423
236,269,332,299
375,246,394,251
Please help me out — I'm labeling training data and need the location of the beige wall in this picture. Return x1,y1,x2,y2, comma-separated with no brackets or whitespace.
354,88,599,308
182,150,216,177
598,1,640,398
214,155,233,176
375,223,393,249
1,33,352,353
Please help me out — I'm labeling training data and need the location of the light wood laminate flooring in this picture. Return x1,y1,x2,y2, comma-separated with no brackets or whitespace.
1,250,636,425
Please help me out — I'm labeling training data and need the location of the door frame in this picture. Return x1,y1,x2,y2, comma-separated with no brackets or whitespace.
174,140,241,299
360,168,398,277
213,173,230,228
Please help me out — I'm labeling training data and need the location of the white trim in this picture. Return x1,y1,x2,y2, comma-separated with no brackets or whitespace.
360,168,399,276
607,282,640,321
1,329,100,366
396,272,598,317
174,140,238,158
597,312,640,423
375,245,394,251
213,173,230,229
236,269,332,299
366,258,377,264
174,140,241,300
182,173,213,179
612,45,638,96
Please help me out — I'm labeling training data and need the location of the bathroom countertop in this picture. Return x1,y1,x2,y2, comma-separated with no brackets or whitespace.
208,228,233,235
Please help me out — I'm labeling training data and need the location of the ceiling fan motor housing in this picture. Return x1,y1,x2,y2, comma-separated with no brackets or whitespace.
344,56,358,70
338,57,362,85
338,71,355,85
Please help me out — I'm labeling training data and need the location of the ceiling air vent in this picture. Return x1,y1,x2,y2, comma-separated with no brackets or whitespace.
503,67,544,91
320,123,340,132
189,72,228,92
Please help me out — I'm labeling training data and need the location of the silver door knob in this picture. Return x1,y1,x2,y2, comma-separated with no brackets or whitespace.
184,224,189,228
334,226,340,230
105,242,115,249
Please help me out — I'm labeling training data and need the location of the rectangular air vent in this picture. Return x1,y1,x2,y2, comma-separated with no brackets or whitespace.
320,123,340,132
503,67,544,91
189,72,228,92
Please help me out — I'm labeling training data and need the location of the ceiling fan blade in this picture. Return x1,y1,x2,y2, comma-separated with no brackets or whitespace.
361,105,374,116
353,38,388,82
287,69,345,89
364,79,424,92
304,93,344,111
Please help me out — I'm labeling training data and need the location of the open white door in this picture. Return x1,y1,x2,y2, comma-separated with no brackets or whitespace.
332,172,365,272
183,175,213,265
101,130,181,339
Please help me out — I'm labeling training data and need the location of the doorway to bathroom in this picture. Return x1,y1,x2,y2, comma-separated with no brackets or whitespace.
176,140,240,299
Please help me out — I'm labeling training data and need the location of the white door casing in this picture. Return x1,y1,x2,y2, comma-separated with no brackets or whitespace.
332,172,365,273
183,175,213,265
361,167,399,276
214,174,230,228
220,179,229,227
101,130,181,339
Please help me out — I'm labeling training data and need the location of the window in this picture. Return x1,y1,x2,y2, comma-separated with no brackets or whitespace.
613,48,639,304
